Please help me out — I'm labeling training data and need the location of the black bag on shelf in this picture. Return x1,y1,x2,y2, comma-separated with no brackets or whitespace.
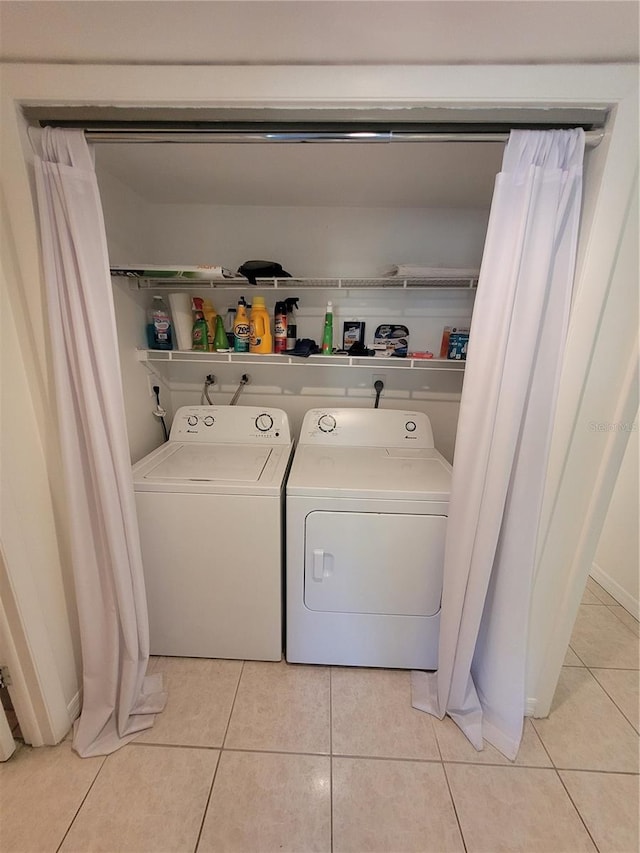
238,260,292,285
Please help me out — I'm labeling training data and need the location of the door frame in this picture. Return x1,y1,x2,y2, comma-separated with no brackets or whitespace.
0,62,637,735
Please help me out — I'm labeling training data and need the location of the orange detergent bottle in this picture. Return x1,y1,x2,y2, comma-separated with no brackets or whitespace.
249,296,273,353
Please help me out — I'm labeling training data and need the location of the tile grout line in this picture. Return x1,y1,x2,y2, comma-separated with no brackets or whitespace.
586,666,640,733
527,715,556,769
605,604,640,637
55,753,108,853
220,659,245,751
441,761,468,853
192,659,245,853
192,749,223,853
554,767,602,852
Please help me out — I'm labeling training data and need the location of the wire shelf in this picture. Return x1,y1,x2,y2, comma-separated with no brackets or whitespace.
118,275,478,291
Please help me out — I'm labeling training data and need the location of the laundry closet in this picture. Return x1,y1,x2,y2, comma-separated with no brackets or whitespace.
96,128,505,465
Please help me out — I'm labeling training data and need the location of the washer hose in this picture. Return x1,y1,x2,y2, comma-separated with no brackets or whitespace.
152,386,169,442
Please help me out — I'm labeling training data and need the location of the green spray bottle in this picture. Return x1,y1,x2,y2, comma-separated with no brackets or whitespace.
321,301,333,355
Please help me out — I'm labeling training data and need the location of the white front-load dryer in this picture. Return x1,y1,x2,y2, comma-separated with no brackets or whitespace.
286,408,451,669
133,405,293,661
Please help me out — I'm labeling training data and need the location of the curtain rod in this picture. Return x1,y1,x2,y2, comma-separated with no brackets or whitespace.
83,129,604,146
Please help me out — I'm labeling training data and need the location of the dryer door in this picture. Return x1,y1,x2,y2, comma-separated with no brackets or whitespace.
304,511,445,616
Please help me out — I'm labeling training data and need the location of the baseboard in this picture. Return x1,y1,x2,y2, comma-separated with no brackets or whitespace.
590,563,639,619
524,697,538,717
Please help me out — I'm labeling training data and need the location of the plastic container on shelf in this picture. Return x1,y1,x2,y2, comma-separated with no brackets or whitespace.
225,307,236,349
285,297,299,351
321,301,334,355
233,298,250,353
147,295,173,350
274,300,287,353
191,297,209,352
202,298,217,352
249,296,273,354
213,314,230,352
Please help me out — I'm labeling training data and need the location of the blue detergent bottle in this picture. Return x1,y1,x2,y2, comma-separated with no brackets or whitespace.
148,295,173,350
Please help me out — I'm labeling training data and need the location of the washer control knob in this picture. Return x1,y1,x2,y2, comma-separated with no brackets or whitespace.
318,414,337,433
256,413,274,432
187,415,198,426
405,421,417,432
203,416,215,427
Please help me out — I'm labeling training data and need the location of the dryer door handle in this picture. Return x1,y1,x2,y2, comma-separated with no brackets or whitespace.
312,549,333,582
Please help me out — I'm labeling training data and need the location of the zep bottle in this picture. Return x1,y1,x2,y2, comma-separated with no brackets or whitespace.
249,296,273,354
233,298,250,353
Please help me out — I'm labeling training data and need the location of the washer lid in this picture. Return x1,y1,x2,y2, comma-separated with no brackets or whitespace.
287,445,451,501
143,444,272,482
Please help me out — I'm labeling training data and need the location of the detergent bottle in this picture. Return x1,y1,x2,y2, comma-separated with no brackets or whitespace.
147,295,173,350
233,297,250,352
249,296,273,354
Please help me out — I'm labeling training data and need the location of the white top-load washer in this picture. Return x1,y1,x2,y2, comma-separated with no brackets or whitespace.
133,405,293,661
286,408,451,669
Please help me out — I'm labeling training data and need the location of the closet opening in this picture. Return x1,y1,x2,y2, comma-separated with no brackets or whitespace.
28,108,604,466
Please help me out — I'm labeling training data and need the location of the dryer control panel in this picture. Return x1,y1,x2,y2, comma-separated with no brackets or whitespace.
169,406,292,444
299,408,434,448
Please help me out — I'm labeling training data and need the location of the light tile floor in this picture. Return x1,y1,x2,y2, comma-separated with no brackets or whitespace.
1,578,638,853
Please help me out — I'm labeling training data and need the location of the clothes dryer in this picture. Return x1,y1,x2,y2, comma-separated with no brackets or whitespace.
133,405,293,660
286,408,451,669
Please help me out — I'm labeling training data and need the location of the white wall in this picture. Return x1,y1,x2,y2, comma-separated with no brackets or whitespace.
144,202,488,278
97,170,176,462
99,184,485,462
591,415,639,616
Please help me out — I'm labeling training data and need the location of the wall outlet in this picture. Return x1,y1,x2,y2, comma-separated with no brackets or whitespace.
147,376,158,398
373,374,386,385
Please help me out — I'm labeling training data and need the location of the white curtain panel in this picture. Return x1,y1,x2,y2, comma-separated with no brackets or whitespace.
34,128,167,757
412,129,585,759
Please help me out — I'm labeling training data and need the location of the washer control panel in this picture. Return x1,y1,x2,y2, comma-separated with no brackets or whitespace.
300,408,435,448
169,406,291,444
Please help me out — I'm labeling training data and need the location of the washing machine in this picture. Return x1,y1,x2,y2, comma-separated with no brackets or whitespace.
286,408,451,669
133,405,293,661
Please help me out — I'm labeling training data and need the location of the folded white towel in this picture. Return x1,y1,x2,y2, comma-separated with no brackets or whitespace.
387,265,480,278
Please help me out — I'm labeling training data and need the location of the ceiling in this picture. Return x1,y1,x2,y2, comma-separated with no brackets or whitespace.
1,1,638,66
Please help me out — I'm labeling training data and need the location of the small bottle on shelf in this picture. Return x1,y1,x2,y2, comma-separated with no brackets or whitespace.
321,301,333,355
274,300,287,353
191,297,209,352
285,297,299,352
225,307,236,349
213,314,230,352
147,295,173,350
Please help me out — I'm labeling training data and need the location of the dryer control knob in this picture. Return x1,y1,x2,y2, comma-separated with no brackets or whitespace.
203,416,215,427
405,421,417,432
187,415,198,426
256,413,274,432
318,414,337,433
